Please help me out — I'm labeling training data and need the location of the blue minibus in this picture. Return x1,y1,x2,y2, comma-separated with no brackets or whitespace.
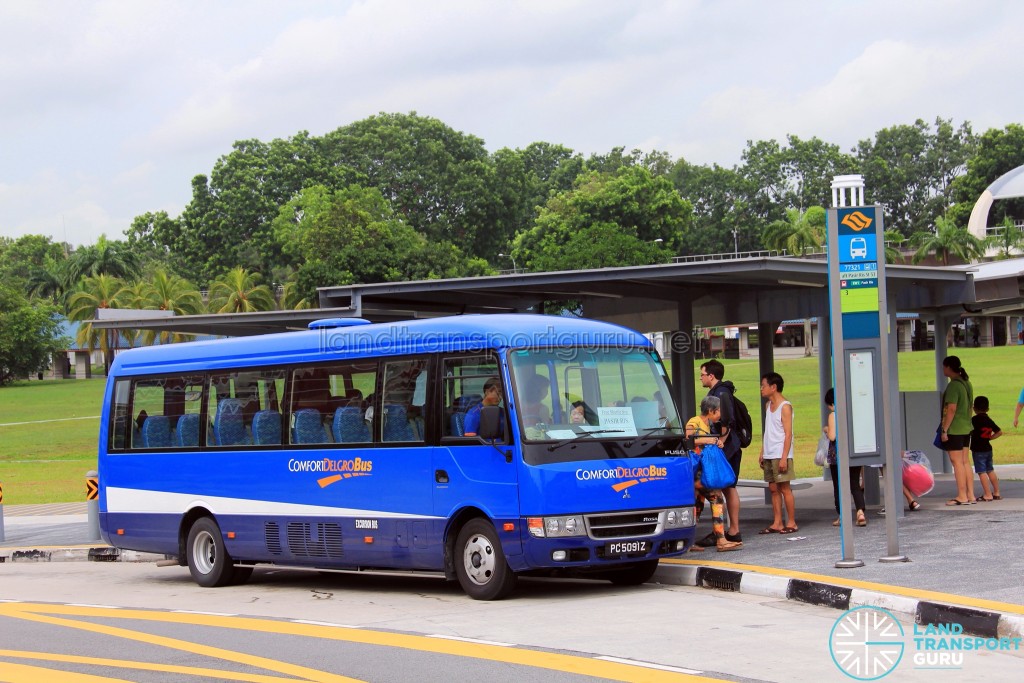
98,314,696,599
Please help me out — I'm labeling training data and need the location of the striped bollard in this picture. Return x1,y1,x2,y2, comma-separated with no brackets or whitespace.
86,471,101,541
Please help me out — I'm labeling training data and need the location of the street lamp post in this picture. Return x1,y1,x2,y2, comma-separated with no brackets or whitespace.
731,228,738,255
498,253,518,272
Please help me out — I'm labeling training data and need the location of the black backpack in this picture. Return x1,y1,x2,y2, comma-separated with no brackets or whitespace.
731,393,754,449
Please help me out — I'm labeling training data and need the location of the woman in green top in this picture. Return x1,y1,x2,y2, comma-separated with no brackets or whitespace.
940,355,974,506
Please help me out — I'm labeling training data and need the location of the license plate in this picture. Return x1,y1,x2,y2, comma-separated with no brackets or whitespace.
605,540,649,555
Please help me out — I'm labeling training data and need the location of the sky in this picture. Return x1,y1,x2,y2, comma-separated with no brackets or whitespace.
2,0,1022,247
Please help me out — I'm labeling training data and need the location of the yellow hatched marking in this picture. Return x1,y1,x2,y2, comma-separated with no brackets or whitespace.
0,602,727,683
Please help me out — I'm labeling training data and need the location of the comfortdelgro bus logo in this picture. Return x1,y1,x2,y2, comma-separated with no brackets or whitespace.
288,457,373,488
575,465,667,495
841,211,873,231
829,607,904,679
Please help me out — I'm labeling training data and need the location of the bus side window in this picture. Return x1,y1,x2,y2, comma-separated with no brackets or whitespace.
109,380,131,451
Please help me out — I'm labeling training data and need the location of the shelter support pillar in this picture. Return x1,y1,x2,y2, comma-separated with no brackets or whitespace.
74,351,92,379
669,301,695,424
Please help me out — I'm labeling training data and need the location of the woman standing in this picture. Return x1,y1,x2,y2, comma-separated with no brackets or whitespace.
940,355,974,506
687,395,742,552
824,388,867,526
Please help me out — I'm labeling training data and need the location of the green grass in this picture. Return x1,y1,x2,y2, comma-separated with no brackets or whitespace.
2,347,1022,503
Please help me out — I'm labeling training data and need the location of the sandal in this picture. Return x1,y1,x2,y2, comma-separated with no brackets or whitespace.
976,496,993,502
832,518,841,527
993,495,1002,500
779,526,799,534
945,499,967,506
688,544,705,552
717,541,742,552
758,526,784,534
909,501,921,511
855,511,867,527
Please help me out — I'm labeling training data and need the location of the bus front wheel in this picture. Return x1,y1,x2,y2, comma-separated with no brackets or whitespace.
604,559,660,586
454,519,517,600
186,517,242,587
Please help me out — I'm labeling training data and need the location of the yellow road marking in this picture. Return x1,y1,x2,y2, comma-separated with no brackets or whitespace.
0,602,728,682
0,651,308,683
0,660,133,682
663,558,1024,615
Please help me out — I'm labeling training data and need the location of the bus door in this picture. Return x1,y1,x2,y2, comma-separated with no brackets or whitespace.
434,355,519,538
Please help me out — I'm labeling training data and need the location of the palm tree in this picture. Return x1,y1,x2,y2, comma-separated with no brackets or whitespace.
762,206,826,256
281,280,314,310
67,235,141,285
135,270,205,345
883,230,907,265
67,274,130,375
986,217,1024,260
910,215,986,265
207,267,276,313
27,254,75,309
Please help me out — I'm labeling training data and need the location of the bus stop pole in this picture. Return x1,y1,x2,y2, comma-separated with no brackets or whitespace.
0,481,5,543
86,471,101,541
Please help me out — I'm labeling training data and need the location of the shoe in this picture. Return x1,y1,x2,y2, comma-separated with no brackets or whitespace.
717,541,742,552
855,511,867,527
909,501,921,511
832,518,841,527
779,526,799,534
878,507,885,516
724,532,742,543
696,532,717,547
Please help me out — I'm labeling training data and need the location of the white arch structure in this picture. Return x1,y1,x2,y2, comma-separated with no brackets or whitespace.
967,164,1024,239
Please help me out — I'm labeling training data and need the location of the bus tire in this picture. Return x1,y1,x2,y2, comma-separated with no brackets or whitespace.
186,517,237,587
454,519,517,600
605,559,659,586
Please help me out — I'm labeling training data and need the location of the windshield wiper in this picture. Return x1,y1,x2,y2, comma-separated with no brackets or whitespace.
624,426,684,448
547,429,624,451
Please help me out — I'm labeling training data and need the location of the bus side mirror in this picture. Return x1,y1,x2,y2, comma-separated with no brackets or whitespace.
477,405,503,440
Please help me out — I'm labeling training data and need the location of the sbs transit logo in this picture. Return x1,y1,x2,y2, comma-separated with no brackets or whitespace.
288,457,373,488
841,211,873,231
575,465,667,497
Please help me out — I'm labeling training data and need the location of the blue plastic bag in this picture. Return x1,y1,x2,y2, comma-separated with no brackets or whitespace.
698,443,736,489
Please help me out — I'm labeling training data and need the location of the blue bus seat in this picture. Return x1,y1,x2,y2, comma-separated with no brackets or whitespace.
450,411,467,437
292,408,328,444
253,410,282,445
333,406,370,443
176,413,200,447
215,398,252,446
382,404,414,442
141,415,172,449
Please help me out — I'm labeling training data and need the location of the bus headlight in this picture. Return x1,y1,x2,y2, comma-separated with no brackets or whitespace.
664,507,695,528
527,515,586,538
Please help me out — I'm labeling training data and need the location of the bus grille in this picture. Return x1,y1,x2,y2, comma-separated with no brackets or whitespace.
585,510,660,539
287,522,344,559
265,522,283,555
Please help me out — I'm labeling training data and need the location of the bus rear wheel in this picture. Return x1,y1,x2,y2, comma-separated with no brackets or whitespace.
186,517,242,587
455,519,517,600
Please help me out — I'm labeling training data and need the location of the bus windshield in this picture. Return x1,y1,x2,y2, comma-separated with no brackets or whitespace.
509,346,681,442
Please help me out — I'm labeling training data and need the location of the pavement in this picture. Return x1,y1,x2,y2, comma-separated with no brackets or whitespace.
3,465,1024,639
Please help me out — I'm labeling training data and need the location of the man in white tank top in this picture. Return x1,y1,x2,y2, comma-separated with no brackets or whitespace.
757,372,798,534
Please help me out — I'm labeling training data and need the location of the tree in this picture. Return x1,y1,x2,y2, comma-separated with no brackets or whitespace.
986,217,1024,260
133,270,205,344
67,274,131,375
0,284,68,385
671,160,760,255
512,166,691,271
762,206,826,255
67,235,141,284
910,215,986,265
207,267,277,314
949,123,1024,227
0,235,69,294
883,229,908,265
